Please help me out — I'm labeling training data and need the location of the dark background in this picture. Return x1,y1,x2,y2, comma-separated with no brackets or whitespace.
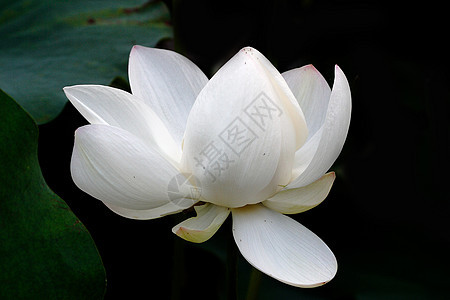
38,0,449,299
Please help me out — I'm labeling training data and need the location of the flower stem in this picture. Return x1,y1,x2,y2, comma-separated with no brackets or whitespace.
226,221,238,300
171,222,186,300
245,267,262,300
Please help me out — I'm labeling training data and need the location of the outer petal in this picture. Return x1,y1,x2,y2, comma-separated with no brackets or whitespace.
104,202,184,220
282,65,331,139
263,172,335,214
172,204,230,243
287,66,351,189
181,47,307,208
128,45,209,146
63,85,180,164
71,124,197,213
232,204,337,287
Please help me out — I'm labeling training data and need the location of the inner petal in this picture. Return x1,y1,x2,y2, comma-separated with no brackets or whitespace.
181,47,307,208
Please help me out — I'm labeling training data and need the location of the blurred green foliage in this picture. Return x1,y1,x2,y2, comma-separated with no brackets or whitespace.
0,0,172,124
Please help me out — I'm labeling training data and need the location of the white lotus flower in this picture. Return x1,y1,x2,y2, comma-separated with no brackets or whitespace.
64,46,351,288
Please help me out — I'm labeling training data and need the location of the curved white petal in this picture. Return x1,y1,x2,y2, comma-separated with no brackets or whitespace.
232,204,337,287
104,202,184,220
282,65,331,140
236,48,309,150
287,65,351,189
128,45,209,146
263,172,335,214
181,47,307,208
291,127,323,179
71,124,197,212
63,85,180,164
172,204,230,243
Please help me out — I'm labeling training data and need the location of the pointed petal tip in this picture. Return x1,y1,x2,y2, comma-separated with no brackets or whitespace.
241,46,256,51
73,124,87,136
174,226,199,235
304,64,324,76
286,64,321,76
172,225,189,240
333,65,351,92
62,85,85,97
62,85,75,94
335,64,344,74
172,225,208,244
129,45,154,59
62,86,71,97
304,64,317,70
334,65,347,80
131,44,144,52
172,225,183,235
130,44,170,56
239,46,263,57
130,45,142,57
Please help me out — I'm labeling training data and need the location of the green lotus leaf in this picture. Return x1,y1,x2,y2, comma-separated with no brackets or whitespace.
0,89,106,299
